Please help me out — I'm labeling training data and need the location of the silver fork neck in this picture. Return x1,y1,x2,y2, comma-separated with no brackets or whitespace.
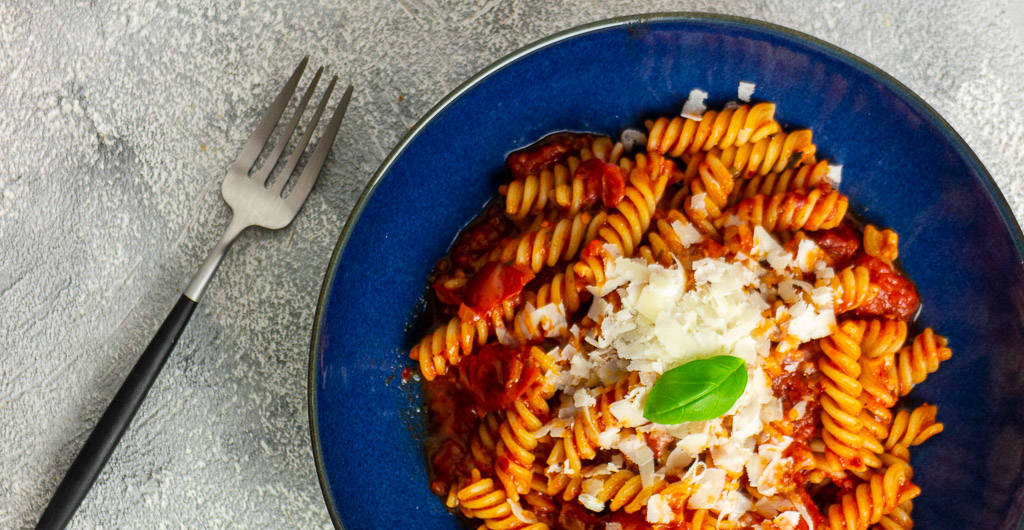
184,215,249,302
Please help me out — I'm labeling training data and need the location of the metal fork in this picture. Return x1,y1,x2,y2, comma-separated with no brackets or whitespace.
36,57,352,529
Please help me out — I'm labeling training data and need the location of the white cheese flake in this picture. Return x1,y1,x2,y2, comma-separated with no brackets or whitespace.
620,128,647,152
507,499,537,523
688,192,708,215
646,494,674,524
795,238,821,273
609,396,647,428
618,435,657,487
688,468,726,509
671,219,703,247
597,427,622,449
573,388,597,409
773,511,802,530
738,81,756,102
681,88,709,120
579,479,606,511
785,300,835,342
827,164,843,186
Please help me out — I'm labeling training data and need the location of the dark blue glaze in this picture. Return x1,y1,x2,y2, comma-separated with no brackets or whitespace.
309,14,1024,530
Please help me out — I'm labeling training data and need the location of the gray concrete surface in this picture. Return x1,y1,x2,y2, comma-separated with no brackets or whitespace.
1,1,1022,528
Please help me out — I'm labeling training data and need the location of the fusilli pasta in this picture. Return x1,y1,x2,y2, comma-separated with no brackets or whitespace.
414,97,949,529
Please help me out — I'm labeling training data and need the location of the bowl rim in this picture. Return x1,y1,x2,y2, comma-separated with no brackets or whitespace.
306,12,1024,529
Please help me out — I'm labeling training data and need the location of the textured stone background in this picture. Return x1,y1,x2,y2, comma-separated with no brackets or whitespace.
1,1,1022,528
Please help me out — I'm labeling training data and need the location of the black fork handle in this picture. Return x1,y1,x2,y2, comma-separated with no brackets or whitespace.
36,295,197,530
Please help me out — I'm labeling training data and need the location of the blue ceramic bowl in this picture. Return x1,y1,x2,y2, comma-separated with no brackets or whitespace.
309,13,1024,529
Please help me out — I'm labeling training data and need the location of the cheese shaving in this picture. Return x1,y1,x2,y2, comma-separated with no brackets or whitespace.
738,81,756,102
680,88,709,120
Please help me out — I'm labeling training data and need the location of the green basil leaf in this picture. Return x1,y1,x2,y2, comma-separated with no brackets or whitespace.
642,355,748,424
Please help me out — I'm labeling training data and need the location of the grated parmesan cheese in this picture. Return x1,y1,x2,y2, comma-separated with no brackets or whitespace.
671,220,703,247
573,388,597,409
795,238,821,272
680,88,709,120
646,494,674,524
688,467,726,509
579,479,606,511
738,81,756,102
827,164,843,186
584,462,622,477
620,128,647,151
545,232,843,524
521,302,567,337
608,395,647,428
617,435,657,487
688,192,708,215
773,511,802,530
784,300,835,343
507,499,537,523
597,427,621,449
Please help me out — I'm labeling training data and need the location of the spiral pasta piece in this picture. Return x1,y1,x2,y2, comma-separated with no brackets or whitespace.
863,224,899,263
503,160,567,220
471,412,503,471
504,136,627,220
731,187,848,233
884,404,943,460
684,152,735,233
825,463,920,530
646,102,779,156
857,392,895,443
457,471,549,530
495,356,558,500
848,319,908,358
410,297,518,381
551,373,640,476
510,263,586,343
893,328,952,397
722,222,755,256
677,508,727,530
590,469,669,513
618,151,683,184
580,136,622,164
539,452,584,500
488,211,608,274
831,265,880,314
714,128,817,177
572,156,673,286
519,483,556,516
727,159,830,207
638,209,700,266
874,502,914,530
854,329,950,409
819,322,883,470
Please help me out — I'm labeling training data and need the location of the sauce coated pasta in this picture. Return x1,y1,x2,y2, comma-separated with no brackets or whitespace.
411,98,948,530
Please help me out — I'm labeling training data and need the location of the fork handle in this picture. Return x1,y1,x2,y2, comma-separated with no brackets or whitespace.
36,295,197,529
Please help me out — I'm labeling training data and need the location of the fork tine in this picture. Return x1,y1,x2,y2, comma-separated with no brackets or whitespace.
228,56,308,176
253,66,323,186
272,75,335,194
284,83,352,208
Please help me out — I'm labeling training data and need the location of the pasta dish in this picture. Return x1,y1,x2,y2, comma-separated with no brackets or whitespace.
407,90,951,530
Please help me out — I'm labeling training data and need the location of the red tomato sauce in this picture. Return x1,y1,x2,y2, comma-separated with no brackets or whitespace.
575,157,626,208
447,203,516,271
506,132,599,180
810,222,860,265
458,342,541,415
458,261,534,320
850,255,920,321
